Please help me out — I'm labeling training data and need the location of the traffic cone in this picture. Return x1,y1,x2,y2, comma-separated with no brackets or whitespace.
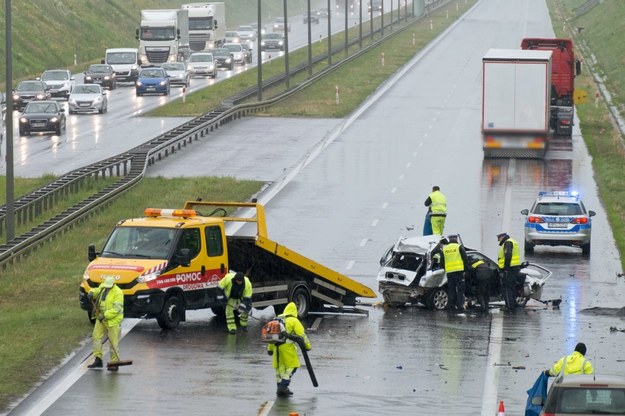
497,400,505,416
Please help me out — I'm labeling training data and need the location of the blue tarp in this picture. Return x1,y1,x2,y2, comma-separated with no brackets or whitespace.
525,372,549,416
423,211,433,236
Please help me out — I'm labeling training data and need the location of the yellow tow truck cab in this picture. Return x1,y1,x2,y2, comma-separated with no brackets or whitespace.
79,201,376,329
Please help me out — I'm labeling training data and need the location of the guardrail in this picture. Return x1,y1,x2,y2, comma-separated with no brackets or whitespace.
0,1,451,268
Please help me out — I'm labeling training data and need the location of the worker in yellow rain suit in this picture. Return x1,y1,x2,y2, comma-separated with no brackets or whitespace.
424,186,447,235
544,342,594,377
267,302,312,397
87,276,124,371
218,271,253,334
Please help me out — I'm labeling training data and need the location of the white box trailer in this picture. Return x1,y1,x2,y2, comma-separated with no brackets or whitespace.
482,49,552,158
183,3,226,51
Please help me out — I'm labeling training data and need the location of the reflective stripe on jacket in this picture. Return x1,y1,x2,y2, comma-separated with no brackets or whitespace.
549,351,594,375
429,191,447,216
218,272,253,299
498,238,521,268
443,243,464,273
91,284,124,327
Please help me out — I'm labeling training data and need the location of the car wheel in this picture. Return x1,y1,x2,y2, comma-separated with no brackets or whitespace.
69,110,75,115
136,91,141,97
19,129,27,136
516,296,530,307
427,288,448,310
229,64,233,70
524,240,534,253
99,105,104,114
56,125,62,135
581,242,591,255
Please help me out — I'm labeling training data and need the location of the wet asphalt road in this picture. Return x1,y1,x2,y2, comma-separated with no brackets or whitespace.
7,0,625,415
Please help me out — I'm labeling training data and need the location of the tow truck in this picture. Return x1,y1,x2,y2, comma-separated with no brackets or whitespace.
79,201,376,329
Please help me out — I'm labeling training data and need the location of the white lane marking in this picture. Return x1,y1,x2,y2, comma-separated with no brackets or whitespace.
359,238,368,247
481,313,504,416
398,174,405,180
371,219,379,227
23,319,141,416
500,160,516,231
390,187,397,194
382,202,389,209
346,260,355,270
406,162,412,167
258,400,275,416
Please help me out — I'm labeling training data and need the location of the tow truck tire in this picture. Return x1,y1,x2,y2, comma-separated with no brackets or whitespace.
211,306,225,320
524,240,534,253
157,296,182,329
581,242,591,255
427,288,448,310
291,286,311,318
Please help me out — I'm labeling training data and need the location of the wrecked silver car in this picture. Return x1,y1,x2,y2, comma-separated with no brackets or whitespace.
377,235,552,309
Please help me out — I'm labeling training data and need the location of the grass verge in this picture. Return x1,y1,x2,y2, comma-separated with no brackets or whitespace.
548,0,625,270
0,177,261,412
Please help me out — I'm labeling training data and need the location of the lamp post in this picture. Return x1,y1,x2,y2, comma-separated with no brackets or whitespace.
283,0,290,88
4,0,15,241
327,0,332,65
307,0,312,77
257,0,263,101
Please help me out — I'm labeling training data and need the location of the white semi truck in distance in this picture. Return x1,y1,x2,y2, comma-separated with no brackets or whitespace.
136,9,190,65
182,3,226,51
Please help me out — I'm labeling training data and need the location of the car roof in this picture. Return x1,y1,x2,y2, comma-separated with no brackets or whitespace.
553,374,625,387
534,191,581,204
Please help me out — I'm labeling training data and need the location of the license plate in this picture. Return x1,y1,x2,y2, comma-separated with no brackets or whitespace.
79,103,90,107
146,87,156,91
32,122,46,127
548,223,568,229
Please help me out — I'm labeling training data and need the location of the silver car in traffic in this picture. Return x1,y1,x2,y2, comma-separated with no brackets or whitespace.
68,84,108,114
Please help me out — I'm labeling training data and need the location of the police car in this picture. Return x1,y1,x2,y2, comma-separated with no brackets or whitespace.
521,191,595,255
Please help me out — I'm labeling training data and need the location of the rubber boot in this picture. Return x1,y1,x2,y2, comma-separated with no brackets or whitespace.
276,386,293,397
88,357,103,369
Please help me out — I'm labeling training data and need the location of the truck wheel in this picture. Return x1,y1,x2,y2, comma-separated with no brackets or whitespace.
211,306,225,320
291,286,311,318
157,296,182,329
426,288,448,310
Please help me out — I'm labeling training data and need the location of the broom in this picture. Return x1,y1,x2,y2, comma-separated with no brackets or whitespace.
90,295,133,368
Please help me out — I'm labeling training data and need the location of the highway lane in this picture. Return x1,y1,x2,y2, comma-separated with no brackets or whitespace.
9,1,625,415
0,6,380,178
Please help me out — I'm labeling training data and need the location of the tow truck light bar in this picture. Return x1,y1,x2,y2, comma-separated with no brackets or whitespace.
144,208,197,218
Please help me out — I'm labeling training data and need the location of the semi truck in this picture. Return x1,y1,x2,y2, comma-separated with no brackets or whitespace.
136,9,190,65
182,3,226,51
521,38,580,139
482,48,553,159
102,48,141,82
79,201,376,329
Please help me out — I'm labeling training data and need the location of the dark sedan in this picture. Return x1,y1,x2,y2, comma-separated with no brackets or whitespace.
261,33,285,51
210,48,234,70
84,64,118,90
12,80,51,111
18,101,66,136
